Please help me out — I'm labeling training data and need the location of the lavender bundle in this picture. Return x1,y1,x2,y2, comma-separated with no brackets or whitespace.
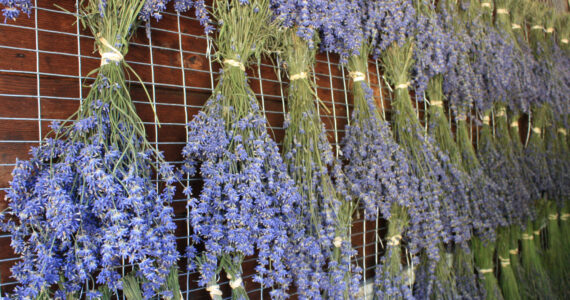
182,1,304,299
270,1,362,298
323,1,422,298
0,0,210,298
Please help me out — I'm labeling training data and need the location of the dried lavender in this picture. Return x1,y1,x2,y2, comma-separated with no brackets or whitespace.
0,0,31,22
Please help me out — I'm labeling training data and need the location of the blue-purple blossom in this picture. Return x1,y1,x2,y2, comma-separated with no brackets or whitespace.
0,0,31,22
139,0,211,34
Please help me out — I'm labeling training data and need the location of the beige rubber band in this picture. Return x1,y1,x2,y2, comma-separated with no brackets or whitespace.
482,115,491,125
481,2,492,8
561,213,570,221
396,82,410,89
479,268,493,274
229,277,242,289
349,71,366,82
290,72,308,81
510,121,519,128
206,285,223,298
224,59,246,71
430,100,443,107
495,109,506,117
509,249,519,255
531,25,545,31
499,256,511,267
548,213,559,221
496,8,509,15
558,128,567,135
532,127,541,134
546,27,554,33
533,230,540,236
512,23,522,30
522,233,534,240
333,236,343,248
562,39,569,44
387,234,403,247
98,36,124,66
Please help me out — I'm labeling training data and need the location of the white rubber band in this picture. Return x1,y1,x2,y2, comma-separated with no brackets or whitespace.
479,268,493,274
496,8,509,15
349,71,366,82
206,284,223,298
98,36,124,66
290,72,308,81
546,27,554,33
509,249,519,255
396,82,410,89
510,121,519,128
430,100,443,107
562,39,569,44
561,213,570,221
532,127,541,134
512,23,522,30
229,277,242,289
558,128,567,135
522,233,534,240
548,214,559,221
499,256,510,267
531,25,545,31
224,59,246,71
533,230,540,236
481,2,492,8
387,234,402,247
333,236,343,248
482,115,490,125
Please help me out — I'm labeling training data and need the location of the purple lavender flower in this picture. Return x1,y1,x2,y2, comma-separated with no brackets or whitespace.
0,0,32,22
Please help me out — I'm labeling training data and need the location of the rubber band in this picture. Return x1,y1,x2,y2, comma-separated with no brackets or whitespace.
509,249,519,255
562,39,569,44
512,23,522,30
349,71,366,82
522,233,534,240
97,36,124,66
206,284,223,298
532,127,541,135
533,230,540,236
481,2,492,8
479,268,493,274
510,121,519,128
333,236,343,248
482,115,490,125
546,27,554,33
229,277,242,289
496,8,509,15
395,82,410,89
548,214,559,221
495,109,505,117
499,256,510,267
430,100,443,107
387,234,402,247
558,128,567,135
531,25,545,31
224,59,246,71
290,72,308,81
561,213,570,221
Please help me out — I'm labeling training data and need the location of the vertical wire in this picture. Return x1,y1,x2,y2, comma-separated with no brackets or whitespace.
325,53,339,158
206,33,216,93
34,0,42,141
276,57,287,116
374,60,386,120
256,60,266,300
176,13,191,300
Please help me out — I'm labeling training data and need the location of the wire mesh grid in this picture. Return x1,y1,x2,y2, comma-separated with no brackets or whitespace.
0,1,430,298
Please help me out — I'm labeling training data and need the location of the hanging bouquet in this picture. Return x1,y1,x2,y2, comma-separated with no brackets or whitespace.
269,1,362,298
0,0,211,298
182,1,305,299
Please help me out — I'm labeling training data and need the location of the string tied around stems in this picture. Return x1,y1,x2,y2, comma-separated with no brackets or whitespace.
510,121,519,128
97,35,124,66
533,127,542,135
558,128,567,135
509,248,519,255
545,27,554,33
482,115,491,125
499,256,511,267
522,233,534,240
548,214,559,221
495,108,506,117
395,82,410,89
349,71,366,82
531,25,545,31
227,274,243,290
533,230,541,236
430,100,443,107
223,59,246,71
479,268,493,274
560,213,570,221
512,23,522,30
333,236,343,248
561,38,569,44
496,8,509,15
290,72,308,81
481,2,492,8
386,234,402,247
206,284,223,298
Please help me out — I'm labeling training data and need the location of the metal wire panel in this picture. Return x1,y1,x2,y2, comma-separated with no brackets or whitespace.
0,1,415,298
